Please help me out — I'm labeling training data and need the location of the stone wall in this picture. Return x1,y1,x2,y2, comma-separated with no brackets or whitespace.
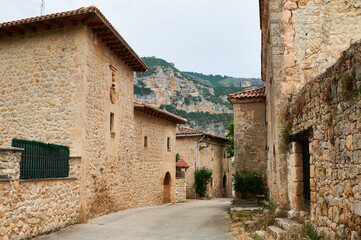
0,23,84,150
285,42,361,239
231,98,267,175
79,25,137,217
261,0,361,208
176,136,232,198
133,111,177,206
0,147,80,240
175,177,186,203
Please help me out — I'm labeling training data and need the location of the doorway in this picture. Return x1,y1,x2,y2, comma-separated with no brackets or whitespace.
301,139,310,206
223,175,227,197
163,172,171,204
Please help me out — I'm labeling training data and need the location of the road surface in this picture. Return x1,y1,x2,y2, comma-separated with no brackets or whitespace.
36,198,235,240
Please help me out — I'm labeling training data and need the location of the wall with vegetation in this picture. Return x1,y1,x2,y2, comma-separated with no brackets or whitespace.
284,42,361,239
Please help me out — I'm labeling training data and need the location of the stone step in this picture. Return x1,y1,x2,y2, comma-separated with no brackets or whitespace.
267,225,286,240
275,218,302,231
255,230,266,239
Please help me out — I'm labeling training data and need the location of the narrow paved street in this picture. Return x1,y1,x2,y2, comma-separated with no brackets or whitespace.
36,198,235,240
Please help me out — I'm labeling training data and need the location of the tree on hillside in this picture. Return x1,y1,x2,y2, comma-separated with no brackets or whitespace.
226,120,234,157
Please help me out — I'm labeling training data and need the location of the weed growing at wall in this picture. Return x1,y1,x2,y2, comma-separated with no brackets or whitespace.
195,167,212,197
233,171,264,199
303,222,323,240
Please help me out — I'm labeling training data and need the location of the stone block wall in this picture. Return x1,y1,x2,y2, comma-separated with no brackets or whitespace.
231,99,267,175
0,148,80,240
79,26,136,217
0,24,84,151
133,111,177,206
261,0,361,209
175,177,186,203
285,42,361,239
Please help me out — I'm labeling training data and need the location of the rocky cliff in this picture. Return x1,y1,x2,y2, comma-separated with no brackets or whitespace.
134,57,264,136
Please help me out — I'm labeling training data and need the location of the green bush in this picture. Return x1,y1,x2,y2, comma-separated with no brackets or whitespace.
195,167,213,197
233,171,264,199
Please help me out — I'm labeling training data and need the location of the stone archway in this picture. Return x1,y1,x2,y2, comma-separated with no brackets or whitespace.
163,172,171,204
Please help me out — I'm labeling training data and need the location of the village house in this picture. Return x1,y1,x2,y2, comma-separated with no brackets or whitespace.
176,126,233,199
133,101,187,205
228,86,267,178
0,6,187,239
257,0,361,239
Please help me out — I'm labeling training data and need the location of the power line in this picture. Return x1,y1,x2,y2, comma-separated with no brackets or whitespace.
40,0,45,15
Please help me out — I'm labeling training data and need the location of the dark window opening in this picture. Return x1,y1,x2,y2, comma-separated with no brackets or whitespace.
144,136,148,148
110,112,114,132
302,139,311,203
167,137,171,150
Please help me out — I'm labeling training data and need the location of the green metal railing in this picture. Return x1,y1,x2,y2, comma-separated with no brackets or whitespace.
12,138,69,179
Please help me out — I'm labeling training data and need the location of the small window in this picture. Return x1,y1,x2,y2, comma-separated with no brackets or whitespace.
211,148,214,158
167,137,171,150
110,112,114,132
144,136,148,148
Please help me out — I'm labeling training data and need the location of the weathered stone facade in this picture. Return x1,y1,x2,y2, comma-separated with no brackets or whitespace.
0,6,189,239
0,148,80,239
261,0,361,209
260,0,361,238
175,177,186,203
133,108,183,206
228,87,267,176
176,127,233,199
284,43,361,239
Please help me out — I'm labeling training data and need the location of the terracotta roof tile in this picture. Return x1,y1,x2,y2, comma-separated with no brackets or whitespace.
176,126,229,141
134,101,187,124
176,158,190,169
0,6,147,72
228,86,266,100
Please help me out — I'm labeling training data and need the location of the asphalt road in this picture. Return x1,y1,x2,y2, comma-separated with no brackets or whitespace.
36,198,235,240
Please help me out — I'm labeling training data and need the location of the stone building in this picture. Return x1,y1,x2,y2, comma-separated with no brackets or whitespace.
228,86,267,176
0,6,186,239
133,101,187,206
176,126,233,198
259,0,361,238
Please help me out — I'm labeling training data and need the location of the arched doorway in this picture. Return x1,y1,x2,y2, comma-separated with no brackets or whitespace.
163,172,171,204
223,175,227,197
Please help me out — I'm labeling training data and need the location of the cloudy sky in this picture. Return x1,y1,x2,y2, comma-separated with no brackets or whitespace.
0,0,261,78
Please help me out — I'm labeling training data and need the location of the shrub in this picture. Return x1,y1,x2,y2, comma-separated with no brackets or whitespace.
233,171,264,199
195,167,213,197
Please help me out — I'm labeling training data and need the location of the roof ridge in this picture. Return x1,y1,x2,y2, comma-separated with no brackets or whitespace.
228,86,266,100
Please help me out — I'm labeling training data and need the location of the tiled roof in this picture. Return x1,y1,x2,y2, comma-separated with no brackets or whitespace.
134,101,187,124
0,6,147,72
176,126,229,141
228,86,266,100
176,158,190,169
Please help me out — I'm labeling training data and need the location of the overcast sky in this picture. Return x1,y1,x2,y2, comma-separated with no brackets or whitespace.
0,0,261,78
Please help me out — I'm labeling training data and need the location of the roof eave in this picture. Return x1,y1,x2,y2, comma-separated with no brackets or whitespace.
0,6,148,72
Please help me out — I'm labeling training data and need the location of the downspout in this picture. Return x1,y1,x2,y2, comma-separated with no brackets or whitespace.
195,135,205,198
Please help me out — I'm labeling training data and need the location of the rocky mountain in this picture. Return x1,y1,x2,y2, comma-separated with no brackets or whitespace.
134,57,264,136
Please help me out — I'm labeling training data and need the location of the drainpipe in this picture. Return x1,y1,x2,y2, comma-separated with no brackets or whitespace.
195,135,205,198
